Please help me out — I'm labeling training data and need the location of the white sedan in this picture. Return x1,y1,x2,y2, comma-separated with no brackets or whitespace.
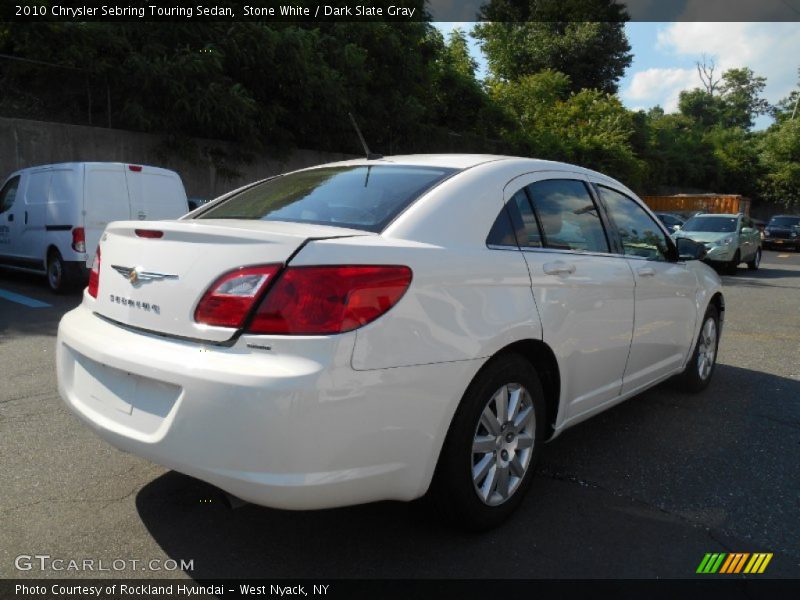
56,155,723,530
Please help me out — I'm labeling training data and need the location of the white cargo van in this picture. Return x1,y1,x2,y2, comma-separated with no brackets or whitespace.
0,163,188,292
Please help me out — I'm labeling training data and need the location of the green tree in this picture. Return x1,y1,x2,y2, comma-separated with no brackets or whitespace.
491,71,643,184
760,118,800,208
773,68,799,123
678,89,723,128
717,67,771,129
637,109,717,192
426,28,506,139
706,127,763,197
474,0,632,93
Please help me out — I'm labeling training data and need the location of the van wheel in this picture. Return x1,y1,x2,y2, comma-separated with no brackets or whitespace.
428,353,545,531
47,250,79,294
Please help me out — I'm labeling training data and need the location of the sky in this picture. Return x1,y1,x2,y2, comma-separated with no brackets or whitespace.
434,22,800,130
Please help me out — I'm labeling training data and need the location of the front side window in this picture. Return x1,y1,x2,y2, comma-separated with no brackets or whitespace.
197,165,456,233
526,179,609,253
597,186,672,261
0,176,20,213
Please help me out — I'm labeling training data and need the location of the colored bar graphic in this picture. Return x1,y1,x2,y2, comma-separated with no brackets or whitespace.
699,552,772,574
733,553,750,573
758,554,773,573
696,553,713,573
710,553,726,573
697,553,727,573
719,554,735,573
719,553,749,574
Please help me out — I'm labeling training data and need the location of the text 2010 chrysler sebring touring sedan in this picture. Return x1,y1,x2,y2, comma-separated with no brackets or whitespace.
57,155,723,529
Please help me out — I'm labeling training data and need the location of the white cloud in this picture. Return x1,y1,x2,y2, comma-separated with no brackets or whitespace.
625,67,698,112
624,22,800,118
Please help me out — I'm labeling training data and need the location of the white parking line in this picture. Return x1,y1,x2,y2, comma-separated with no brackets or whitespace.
778,254,790,258
0,288,52,308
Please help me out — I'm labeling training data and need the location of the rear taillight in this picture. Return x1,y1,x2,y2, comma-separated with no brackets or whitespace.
72,227,86,253
88,246,101,298
248,265,412,335
135,229,164,239
194,265,281,328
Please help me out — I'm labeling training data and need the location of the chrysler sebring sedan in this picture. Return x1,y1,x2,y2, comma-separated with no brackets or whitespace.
57,155,723,529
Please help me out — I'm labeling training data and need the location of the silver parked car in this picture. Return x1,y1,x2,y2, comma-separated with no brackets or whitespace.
673,213,762,274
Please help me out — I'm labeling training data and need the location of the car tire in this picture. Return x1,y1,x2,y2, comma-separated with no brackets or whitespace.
726,250,740,275
46,249,80,294
427,353,545,531
675,304,720,393
747,248,761,270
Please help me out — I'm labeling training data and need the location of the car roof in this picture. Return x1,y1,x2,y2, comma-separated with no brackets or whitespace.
315,154,622,180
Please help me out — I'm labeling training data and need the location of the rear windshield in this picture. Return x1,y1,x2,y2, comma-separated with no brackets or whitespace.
197,165,457,232
768,216,800,228
682,216,738,233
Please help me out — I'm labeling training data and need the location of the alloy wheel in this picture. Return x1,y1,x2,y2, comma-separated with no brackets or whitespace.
471,383,536,506
697,317,717,381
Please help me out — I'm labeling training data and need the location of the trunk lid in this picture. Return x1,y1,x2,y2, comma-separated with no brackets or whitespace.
92,219,372,342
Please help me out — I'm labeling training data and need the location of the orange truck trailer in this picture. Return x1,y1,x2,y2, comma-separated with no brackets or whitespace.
642,194,750,216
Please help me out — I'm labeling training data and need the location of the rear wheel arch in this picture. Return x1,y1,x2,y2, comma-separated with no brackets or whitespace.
45,244,60,267
427,339,560,492
708,292,725,330
493,340,561,440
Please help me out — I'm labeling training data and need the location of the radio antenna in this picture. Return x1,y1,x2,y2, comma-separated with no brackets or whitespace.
348,112,383,160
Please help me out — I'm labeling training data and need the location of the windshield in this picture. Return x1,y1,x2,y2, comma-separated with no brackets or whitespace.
197,165,457,232
768,216,800,228
682,216,738,233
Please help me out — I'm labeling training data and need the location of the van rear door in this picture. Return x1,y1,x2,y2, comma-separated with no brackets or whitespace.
125,165,189,221
84,164,131,266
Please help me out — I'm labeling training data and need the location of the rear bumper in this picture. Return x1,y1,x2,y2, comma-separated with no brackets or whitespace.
56,303,478,509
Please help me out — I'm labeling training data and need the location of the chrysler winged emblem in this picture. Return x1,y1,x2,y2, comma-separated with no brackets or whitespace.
111,265,178,286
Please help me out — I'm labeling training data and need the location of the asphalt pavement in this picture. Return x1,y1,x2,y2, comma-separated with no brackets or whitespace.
1,250,799,579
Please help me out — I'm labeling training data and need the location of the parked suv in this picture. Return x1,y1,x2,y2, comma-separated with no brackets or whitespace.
673,213,762,273
763,215,800,251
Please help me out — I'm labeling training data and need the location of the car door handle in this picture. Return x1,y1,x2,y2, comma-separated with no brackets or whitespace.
543,261,576,276
24,211,28,225
637,267,656,277
7,213,13,222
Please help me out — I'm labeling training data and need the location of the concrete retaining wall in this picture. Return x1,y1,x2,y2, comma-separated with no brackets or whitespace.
0,117,355,199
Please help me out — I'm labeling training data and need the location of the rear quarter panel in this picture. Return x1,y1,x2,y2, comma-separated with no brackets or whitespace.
292,161,546,370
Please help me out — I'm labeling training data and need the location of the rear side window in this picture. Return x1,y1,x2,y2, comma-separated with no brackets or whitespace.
527,179,609,253
198,165,457,233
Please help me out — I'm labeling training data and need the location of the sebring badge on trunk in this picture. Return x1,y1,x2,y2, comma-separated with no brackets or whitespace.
110,265,178,286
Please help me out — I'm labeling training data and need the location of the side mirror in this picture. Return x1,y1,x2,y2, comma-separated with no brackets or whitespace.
741,227,754,234
671,224,681,232
676,237,707,261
